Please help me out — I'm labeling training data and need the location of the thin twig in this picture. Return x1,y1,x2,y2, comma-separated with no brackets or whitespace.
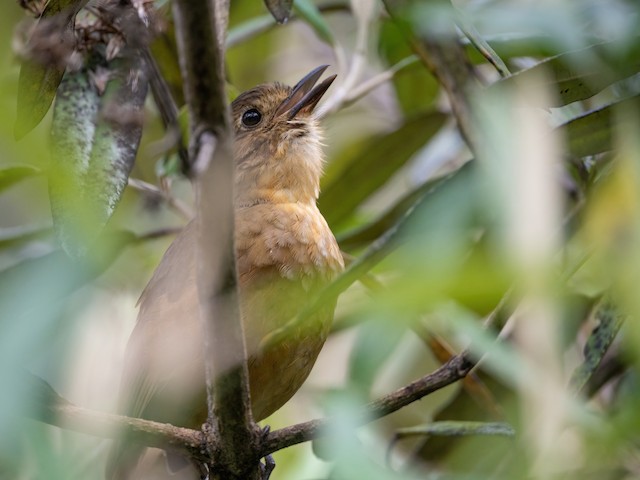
412,323,505,419
321,55,419,117
262,352,475,454
317,1,375,116
128,177,193,220
345,249,505,420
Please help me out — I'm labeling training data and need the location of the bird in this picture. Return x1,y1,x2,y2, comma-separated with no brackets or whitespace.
106,65,344,479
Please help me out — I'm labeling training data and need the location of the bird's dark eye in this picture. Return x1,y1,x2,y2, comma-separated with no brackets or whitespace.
241,108,262,127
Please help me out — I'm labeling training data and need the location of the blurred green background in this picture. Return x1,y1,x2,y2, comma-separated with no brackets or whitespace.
2,0,640,478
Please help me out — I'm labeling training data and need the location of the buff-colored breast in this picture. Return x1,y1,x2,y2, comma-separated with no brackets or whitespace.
121,201,343,428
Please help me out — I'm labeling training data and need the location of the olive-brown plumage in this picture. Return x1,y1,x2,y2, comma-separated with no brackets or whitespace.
106,66,343,479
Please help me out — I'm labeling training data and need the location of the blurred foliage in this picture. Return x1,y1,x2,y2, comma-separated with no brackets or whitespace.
14,0,88,139
2,0,640,479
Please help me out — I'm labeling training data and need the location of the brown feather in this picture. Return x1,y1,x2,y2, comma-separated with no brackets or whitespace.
106,71,342,479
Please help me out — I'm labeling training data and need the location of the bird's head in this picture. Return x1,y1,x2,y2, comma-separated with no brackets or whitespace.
231,66,336,207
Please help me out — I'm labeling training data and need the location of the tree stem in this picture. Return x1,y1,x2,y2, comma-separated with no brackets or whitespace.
172,0,261,477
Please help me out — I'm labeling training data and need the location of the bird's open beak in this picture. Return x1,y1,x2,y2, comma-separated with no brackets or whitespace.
275,65,337,119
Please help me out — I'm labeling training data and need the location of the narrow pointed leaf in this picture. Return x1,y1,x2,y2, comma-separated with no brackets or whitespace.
0,230,134,324
15,61,67,140
49,52,148,258
492,40,640,107
50,63,101,257
336,168,461,249
560,94,639,158
227,15,276,47
319,111,446,228
14,0,89,139
570,300,624,394
0,165,40,193
395,421,515,439
84,55,149,231
293,0,335,45
0,225,52,250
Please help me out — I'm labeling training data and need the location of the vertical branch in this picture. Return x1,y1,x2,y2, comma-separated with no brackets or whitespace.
172,0,261,478
173,0,228,136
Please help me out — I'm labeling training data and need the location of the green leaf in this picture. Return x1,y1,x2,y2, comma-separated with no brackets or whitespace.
49,53,149,257
456,12,510,77
0,165,40,193
293,0,335,45
0,229,135,320
0,225,52,250
14,0,89,139
492,40,640,107
337,173,450,249
264,0,293,24
15,61,67,140
0,231,134,320
49,62,101,257
227,15,276,48
228,2,343,47
319,111,446,228
570,300,624,394
465,33,568,64
348,315,406,391
0,229,132,458
149,26,184,105
378,19,439,115
84,56,149,230
395,421,516,439
560,94,639,158
0,229,133,392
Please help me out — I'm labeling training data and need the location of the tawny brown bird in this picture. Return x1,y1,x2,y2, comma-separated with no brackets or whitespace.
106,66,344,479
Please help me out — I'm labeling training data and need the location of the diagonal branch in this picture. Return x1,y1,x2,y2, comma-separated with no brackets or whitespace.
262,352,475,454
